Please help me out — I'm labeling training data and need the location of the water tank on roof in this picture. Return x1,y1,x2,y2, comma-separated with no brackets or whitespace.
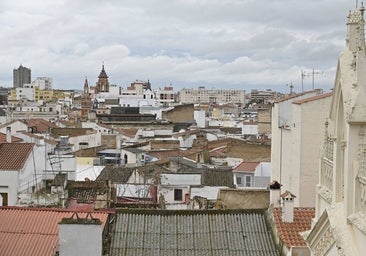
59,136,69,146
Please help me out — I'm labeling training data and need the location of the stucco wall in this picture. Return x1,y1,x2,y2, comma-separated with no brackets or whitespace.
217,188,269,209
150,140,179,150
258,108,272,135
271,92,331,208
296,96,332,207
162,104,194,123
59,223,102,256
0,171,19,206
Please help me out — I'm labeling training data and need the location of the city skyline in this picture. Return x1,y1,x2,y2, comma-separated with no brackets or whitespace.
0,0,357,92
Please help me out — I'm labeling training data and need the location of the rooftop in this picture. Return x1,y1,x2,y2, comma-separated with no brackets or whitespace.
109,209,279,256
0,132,23,143
26,118,57,133
272,207,315,248
0,143,34,170
233,162,260,172
292,92,333,105
0,207,110,256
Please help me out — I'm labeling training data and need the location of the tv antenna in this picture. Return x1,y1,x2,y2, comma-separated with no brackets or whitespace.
311,68,323,90
301,69,309,92
286,82,294,95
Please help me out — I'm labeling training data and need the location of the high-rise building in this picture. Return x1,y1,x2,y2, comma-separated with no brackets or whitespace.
13,65,31,88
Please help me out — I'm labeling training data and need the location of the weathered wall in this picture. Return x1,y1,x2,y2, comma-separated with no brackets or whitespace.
150,140,179,150
102,134,117,148
217,188,269,209
162,104,194,123
51,128,94,137
257,108,272,135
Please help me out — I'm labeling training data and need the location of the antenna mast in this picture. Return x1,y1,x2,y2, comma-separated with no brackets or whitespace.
311,68,323,90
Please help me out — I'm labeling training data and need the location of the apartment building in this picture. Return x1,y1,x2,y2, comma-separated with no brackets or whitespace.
179,86,245,106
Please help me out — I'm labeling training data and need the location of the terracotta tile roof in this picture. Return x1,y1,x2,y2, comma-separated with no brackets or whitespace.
272,207,315,248
0,119,27,129
274,89,323,103
292,92,333,105
26,118,57,133
209,146,227,158
281,190,296,199
66,180,108,202
233,161,260,172
0,143,34,170
96,166,134,183
67,199,95,211
0,133,23,143
19,132,58,145
0,206,110,256
118,128,138,138
148,149,191,159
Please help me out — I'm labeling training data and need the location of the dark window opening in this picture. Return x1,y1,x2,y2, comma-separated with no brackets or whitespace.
174,189,183,201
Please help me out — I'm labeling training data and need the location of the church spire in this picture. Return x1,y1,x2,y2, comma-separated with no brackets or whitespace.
95,64,110,93
98,63,108,79
84,76,89,94
346,3,366,52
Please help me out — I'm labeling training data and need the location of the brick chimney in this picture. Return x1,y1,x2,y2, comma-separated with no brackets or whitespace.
6,127,11,143
281,190,296,223
59,212,102,256
269,180,282,207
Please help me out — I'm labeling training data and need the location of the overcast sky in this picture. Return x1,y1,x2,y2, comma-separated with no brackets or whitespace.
0,0,359,93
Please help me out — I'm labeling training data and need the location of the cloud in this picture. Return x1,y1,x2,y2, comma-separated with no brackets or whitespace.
0,0,357,93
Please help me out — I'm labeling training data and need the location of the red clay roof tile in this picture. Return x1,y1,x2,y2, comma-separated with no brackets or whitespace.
273,207,315,248
0,133,23,143
0,207,110,256
0,143,34,170
27,118,57,133
233,161,259,172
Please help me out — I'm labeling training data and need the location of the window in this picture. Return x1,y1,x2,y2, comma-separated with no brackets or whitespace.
245,175,252,187
79,142,89,149
236,176,242,185
0,193,8,206
174,189,183,201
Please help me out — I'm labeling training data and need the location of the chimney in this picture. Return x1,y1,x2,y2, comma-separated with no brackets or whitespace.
59,212,102,256
269,180,282,207
281,190,296,223
6,127,11,143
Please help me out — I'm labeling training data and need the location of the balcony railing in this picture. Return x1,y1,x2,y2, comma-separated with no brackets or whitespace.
321,158,333,193
320,136,334,195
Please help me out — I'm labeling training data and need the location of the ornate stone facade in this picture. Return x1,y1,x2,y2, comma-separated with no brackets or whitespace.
95,65,109,93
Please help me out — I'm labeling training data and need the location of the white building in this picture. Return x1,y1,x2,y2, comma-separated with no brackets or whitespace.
271,90,332,207
155,86,175,107
306,6,366,255
118,89,157,108
233,161,271,188
179,86,245,105
242,121,258,137
194,110,206,128
15,84,35,101
32,77,53,90
159,173,201,209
